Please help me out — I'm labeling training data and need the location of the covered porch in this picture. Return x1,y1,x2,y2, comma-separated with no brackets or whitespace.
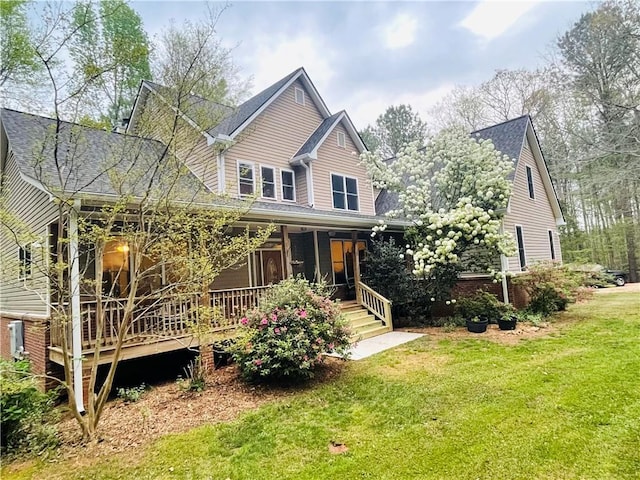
48,223,394,367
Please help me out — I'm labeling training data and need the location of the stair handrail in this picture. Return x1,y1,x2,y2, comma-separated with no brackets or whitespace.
356,281,393,330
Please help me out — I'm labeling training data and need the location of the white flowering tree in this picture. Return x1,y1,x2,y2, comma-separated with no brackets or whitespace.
361,128,516,302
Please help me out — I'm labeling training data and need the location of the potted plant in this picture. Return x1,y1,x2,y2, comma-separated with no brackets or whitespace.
497,313,517,331
466,315,489,333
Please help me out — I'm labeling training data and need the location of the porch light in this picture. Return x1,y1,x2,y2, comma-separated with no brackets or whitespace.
116,244,130,253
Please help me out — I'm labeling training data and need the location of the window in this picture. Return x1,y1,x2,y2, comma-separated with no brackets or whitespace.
281,169,295,201
294,87,305,105
331,174,359,211
549,230,556,260
526,166,535,199
515,226,526,270
337,131,346,148
330,239,366,285
19,245,32,280
238,161,254,196
261,166,276,199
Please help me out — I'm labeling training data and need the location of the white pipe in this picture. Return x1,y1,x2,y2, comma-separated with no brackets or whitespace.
69,200,85,413
500,254,510,304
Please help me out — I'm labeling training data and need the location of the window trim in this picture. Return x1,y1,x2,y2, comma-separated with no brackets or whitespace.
548,230,556,261
280,168,296,202
259,164,277,200
237,160,255,197
337,131,346,148
294,86,305,105
19,244,32,280
526,165,535,199
515,225,526,271
330,172,360,212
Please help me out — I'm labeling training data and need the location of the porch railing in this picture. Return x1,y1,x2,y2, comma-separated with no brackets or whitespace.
356,281,393,331
50,285,273,351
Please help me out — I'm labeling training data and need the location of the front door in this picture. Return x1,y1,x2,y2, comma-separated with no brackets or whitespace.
262,250,283,285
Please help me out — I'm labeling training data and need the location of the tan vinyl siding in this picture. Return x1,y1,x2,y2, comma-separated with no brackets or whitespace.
503,139,562,271
178,134,217,192
223,80,324,202
312,123,375,215
210,262,250,290
0,152,57,315
294,166,308,206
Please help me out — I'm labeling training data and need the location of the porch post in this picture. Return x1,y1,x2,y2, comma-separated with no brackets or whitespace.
313,230,321,282
281,225,293,278
69,200,85,413
351,231,362,304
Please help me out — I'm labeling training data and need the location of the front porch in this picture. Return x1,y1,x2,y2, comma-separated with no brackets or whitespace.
49,282,392,367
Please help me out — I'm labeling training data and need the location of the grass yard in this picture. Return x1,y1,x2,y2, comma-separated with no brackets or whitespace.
4,289,640,479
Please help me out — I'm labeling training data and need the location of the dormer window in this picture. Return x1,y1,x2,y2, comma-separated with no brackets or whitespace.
294,87,305,105
337,131,346,148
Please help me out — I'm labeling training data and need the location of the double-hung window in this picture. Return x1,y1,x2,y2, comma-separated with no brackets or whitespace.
238,161,254,196
515,225,526,270
331,174,358,211
281,169,295,201
526,166,535,199
19,245,32,280
261,166,276,199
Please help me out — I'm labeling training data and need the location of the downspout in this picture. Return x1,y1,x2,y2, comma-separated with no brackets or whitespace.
297,159,314,207
69,199,85,413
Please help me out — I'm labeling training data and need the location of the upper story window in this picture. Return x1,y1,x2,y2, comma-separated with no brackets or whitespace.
526,166,535,199
19,244,32,280
261,166,276,199
515,225,526,270
331,173,358,211
337,131,346,148
238,161,254,196
281,169,295,201
294,87,305,105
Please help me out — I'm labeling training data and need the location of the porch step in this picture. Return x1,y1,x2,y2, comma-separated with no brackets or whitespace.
341,303,389,342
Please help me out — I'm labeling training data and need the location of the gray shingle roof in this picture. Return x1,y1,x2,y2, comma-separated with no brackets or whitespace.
375,115,531,215
207,68,303,138
2,108,203,199
471,115,530,181
294,111,343,158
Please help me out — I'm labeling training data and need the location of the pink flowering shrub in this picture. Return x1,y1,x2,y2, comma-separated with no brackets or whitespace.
232,277,351,383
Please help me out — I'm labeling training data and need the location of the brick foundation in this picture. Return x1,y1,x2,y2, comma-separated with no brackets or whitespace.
199,344,214,372
0,313,63,391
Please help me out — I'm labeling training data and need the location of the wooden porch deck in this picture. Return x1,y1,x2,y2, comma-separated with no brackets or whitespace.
48,283,392,366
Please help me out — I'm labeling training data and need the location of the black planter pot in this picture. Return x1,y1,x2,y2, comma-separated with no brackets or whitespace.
466,318,489,333
498,316,518,330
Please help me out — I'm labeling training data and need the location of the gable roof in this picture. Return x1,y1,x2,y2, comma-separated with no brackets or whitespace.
1,108,202,200
472,115,529,181
291,110,366,163
376,115,564,225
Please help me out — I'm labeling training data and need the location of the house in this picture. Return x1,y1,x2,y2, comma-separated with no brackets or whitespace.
0,68,401,399
376,114,565,305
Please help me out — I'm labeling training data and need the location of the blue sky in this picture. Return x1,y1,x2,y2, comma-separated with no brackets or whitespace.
133,0,593,129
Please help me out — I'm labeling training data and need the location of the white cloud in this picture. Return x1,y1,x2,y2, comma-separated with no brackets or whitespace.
383,13,419,49
243,35,335,97
459,0,542,42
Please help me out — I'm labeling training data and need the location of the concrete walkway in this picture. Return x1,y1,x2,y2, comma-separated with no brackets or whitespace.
344,331,424,360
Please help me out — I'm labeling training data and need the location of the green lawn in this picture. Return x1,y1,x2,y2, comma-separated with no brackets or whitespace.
4,290,640,479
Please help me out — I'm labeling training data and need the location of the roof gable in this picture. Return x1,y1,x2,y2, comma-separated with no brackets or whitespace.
292,110,366,162
472,115,529,181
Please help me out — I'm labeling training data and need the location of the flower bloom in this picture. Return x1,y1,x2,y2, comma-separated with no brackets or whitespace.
274,327,281,335
299,309,308,319
254,359,262,366
261,317,268,325
240,317,248,326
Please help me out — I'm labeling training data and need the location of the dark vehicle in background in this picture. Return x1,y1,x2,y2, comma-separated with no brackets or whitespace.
605,269,628,287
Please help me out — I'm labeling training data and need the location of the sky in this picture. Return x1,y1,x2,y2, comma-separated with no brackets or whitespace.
132,0,593,129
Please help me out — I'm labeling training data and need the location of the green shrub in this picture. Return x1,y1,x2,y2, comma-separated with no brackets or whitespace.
116,384,147,403
454,290,513,321
362,237,414,308
232,277,351,383
513,262,583,316
0,359,58,456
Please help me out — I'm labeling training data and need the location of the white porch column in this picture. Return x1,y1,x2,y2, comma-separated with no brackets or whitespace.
313,230,321,282
69,200,85,413
281,225,293,278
